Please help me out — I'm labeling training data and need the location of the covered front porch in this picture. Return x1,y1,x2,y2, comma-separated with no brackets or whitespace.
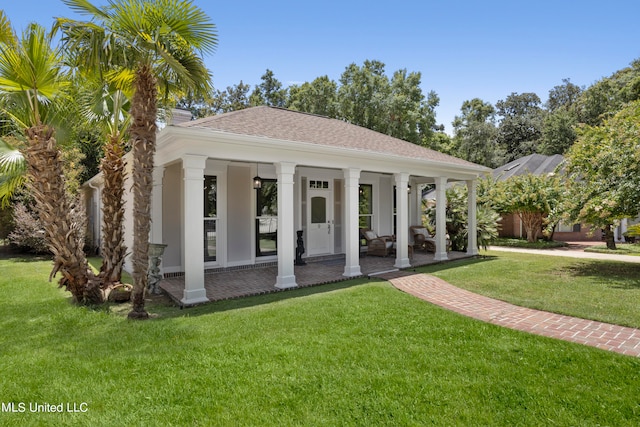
159,250,474,306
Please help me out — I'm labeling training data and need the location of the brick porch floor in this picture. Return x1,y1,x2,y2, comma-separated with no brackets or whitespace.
159,250,472,305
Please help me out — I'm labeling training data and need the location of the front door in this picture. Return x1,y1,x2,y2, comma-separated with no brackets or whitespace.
307,179,333,256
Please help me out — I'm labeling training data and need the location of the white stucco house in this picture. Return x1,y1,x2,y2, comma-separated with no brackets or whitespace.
84,106,490,305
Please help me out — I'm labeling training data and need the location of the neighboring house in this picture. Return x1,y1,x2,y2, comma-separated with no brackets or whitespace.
493,154,604,241
83,106,489,305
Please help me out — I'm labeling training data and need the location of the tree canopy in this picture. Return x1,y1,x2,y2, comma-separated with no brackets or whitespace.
563,100,640,248
493,173,563,243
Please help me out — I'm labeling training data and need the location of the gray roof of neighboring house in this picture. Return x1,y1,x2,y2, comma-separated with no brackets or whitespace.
492,154,565,180
177,106,484,169
423,153,565,200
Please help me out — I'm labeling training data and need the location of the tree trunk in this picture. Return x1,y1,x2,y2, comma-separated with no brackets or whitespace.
604,224,616,250
520,211,542,243
128,63,157,320
99,133,127,285
23,125,104,304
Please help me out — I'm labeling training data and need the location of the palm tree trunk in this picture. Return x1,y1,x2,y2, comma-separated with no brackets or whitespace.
128,63,157,320
24,124,104,304
99,133,127,285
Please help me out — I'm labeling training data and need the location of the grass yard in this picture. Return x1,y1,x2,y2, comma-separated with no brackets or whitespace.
419,250,640,329
1,254,640,426
585,243,640,256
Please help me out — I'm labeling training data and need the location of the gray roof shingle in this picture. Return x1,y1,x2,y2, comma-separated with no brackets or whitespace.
493,154,565,180
178,106,483,168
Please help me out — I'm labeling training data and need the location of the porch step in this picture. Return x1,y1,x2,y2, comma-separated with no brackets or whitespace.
367,268,400,277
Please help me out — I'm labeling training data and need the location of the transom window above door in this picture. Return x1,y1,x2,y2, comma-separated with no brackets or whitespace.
309,180,329,189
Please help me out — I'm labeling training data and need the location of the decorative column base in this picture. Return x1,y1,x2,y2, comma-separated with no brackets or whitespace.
343,265,362,277
275,275,297,289
434,251,449,262
394,258,412,269
181,289,209,306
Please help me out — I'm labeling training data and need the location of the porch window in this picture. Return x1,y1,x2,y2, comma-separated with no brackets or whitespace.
359,184,373,229
557,221,581,233
204,175,217,262
256,179,277,257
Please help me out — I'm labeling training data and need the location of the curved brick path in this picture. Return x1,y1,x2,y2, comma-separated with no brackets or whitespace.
381,271,640,358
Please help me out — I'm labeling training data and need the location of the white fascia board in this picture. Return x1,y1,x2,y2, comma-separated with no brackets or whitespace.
156,126,490,180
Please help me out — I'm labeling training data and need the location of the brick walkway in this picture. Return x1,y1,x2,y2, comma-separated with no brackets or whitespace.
382,271,640,358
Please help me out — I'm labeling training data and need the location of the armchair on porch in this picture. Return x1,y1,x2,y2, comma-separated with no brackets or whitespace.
410,225,451,253
360,228,394,257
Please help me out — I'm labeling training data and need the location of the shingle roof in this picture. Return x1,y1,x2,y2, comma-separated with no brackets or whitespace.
178,106,482,168
493,154,565,180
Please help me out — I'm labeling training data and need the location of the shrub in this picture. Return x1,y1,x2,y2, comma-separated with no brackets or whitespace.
8,203,49,254
624,224,640,243
425,184,500,251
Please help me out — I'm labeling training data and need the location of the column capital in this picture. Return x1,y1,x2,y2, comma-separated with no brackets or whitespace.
182,154,208,170
275,161,297,176
434,176,448,187
394,172,410,184
343,168,361,180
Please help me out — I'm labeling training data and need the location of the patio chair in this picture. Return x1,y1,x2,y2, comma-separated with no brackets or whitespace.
410,225,452,253
360,228,394,257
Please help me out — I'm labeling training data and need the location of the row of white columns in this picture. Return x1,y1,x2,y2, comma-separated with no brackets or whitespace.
153,157,479,305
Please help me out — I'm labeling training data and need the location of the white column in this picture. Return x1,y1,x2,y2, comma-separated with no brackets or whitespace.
275,162,297,289
410,179,422,227
467,179,479,256
343,168,362,277
181,155,209,305
394,173,411,268
434,176,449,262
151,166,165,244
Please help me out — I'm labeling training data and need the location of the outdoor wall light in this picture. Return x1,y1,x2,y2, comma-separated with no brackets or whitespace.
253,163,262,189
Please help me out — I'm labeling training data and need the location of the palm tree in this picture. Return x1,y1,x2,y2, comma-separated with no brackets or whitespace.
59,0,217,318
0,22,103,303
78,82,131,285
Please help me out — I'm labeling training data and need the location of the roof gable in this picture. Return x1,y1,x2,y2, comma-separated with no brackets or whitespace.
177,106,482,168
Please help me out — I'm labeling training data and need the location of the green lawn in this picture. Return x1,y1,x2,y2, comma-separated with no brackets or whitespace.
585,243,640,256
419,250,640,329
1,254,640,426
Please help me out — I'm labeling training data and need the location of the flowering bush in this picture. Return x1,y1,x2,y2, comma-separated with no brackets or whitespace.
8,203,49,254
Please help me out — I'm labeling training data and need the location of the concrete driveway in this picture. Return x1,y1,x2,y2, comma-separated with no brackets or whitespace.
488,242,640,264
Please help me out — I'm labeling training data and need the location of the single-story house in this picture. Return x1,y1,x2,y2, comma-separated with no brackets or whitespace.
84,106,490,305
493,154,605,241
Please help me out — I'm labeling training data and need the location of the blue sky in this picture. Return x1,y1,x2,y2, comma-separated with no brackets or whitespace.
4,0,640,133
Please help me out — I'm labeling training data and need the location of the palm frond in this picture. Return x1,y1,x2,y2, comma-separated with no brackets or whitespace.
61,0,110,20
0,10,16,46
0,137,26,207
0,23,69,127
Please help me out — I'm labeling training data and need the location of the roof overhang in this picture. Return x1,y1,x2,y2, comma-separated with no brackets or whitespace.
156,126,490,181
